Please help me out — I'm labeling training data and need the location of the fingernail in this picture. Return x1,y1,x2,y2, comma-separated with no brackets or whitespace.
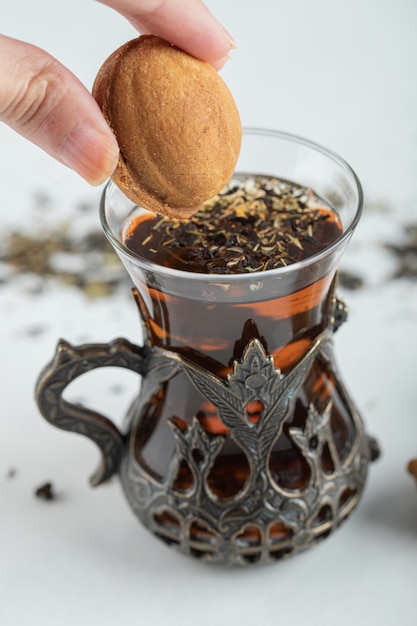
212,54,233,71
58,123,119,185
212,31,236,70
224,30,237,50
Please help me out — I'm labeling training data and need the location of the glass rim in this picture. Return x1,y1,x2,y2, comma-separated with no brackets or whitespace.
100,127,363,283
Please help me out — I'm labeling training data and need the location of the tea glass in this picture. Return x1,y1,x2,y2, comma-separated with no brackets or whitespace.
36,129,377,566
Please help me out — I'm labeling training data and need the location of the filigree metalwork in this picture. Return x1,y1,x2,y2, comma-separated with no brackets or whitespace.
36,288,378,566
120,332,374,566
331,295,349,332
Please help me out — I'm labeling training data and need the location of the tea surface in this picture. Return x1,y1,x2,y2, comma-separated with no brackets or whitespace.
122,175,343,273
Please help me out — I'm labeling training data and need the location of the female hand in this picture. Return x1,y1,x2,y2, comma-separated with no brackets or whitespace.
0,0,234,185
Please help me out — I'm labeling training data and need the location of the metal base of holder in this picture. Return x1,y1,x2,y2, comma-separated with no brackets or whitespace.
36,291,379,566
120,332,378,566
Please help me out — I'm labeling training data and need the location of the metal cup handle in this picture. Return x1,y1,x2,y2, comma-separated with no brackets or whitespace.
35,338,148,486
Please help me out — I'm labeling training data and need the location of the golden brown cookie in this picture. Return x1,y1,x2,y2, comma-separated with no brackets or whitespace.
93,35,242,218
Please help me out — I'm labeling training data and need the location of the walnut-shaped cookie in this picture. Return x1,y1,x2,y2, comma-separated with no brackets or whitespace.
93,35,242,218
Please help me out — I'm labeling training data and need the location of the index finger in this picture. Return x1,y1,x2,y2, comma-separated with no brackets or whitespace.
97,0,235,63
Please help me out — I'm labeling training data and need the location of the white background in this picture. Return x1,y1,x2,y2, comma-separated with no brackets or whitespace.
0,1,416,624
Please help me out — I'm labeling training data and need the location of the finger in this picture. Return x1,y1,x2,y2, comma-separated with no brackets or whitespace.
0,35,119,185
98,0,235,64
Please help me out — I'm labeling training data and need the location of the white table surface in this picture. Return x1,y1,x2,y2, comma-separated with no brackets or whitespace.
1,1,416,624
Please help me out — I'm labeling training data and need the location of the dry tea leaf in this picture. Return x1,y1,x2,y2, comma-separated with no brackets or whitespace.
35,482,56,501
408,458,417,485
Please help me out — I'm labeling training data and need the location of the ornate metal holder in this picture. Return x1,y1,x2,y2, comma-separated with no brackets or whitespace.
36,289,378,566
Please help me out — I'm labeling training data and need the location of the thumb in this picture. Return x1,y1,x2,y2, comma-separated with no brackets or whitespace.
0,35,119,185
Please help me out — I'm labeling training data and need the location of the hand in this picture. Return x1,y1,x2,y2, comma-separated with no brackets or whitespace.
0,0,234,185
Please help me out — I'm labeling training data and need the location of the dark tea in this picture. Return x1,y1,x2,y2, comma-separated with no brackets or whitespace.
119,176,355,498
